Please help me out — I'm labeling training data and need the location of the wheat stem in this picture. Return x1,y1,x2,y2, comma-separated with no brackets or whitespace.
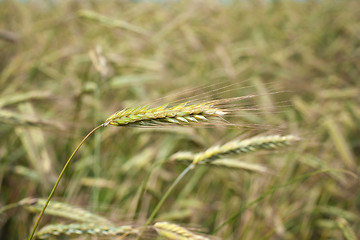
28,124,103,240
135,164,194,239
146,164,194,225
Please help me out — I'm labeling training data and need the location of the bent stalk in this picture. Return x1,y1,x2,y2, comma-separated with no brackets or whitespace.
28,124,104,240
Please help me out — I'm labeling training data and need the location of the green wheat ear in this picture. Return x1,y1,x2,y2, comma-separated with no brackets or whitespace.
103,101,226,127
191,134,299,165
170,135,299,166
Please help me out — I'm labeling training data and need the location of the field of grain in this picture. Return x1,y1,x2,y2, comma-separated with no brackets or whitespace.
0,0,359,239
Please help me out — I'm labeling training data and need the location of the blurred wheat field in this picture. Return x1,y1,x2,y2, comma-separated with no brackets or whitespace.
0,0,359,239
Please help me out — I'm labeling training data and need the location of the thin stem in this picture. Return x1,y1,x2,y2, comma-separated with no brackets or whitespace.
136,164,195,239
27,124,104,240
146,164,194,225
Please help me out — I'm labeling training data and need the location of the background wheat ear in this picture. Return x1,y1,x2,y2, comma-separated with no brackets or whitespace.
170,135,299,165
21,198,111,225
153,222,210,240
36,223,138,239
192,134,299,165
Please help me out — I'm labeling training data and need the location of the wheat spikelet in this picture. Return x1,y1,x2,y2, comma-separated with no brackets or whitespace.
154,222,209,240
20,198,111,225
35,223,138,239
173,135,298,165
103,101,226,127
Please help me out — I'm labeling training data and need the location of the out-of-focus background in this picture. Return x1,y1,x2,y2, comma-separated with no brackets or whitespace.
0,0,359,239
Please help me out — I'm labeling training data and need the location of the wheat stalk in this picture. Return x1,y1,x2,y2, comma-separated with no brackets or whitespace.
154,222,209,240
35,223,138,239
28,125,103,240
20,198,111,225
143,134,298,231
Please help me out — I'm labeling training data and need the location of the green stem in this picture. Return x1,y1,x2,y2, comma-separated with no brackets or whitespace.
136,164,195,239
146,164,194,225
27,124,104,240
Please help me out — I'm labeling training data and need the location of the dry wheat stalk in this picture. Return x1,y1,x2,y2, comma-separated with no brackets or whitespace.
35,223,138,239
20,198,111,225
154,222,209,240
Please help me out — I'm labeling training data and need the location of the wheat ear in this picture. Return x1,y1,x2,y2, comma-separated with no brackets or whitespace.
192,135,299,165
21,198,111,224
36,223,138,239
170,135,298,167
154,222,209,240
103,102,226,127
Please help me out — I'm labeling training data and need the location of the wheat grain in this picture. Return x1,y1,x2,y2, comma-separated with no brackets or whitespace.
154,222,209,240
21,198,111,225
35,223,138,239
